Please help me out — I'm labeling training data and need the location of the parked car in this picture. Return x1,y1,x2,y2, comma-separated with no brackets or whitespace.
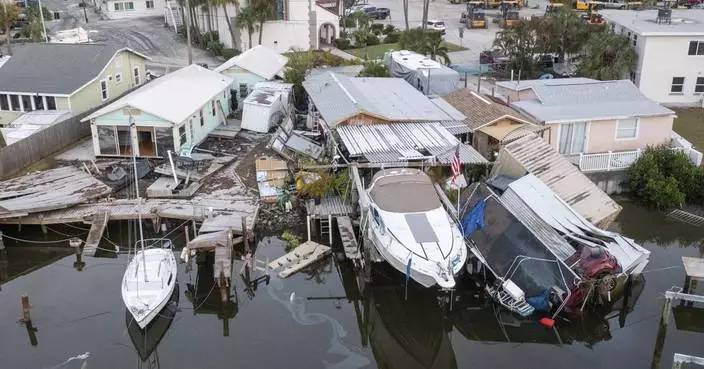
345,5,390,19
374,7,391,19
425,20,446,34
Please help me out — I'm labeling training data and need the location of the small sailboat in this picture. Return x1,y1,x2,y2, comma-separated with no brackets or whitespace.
364,168,467,289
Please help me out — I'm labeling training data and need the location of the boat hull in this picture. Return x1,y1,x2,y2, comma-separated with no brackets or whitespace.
122,248,178,329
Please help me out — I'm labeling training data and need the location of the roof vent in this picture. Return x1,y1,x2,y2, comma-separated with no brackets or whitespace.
656,8,672,25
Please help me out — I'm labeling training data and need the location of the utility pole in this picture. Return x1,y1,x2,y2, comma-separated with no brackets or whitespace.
184,0,192,65
37,0,48,42
82,0,88,23
2,0,11,54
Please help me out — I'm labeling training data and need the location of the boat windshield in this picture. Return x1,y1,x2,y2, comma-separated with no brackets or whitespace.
369,169,441,213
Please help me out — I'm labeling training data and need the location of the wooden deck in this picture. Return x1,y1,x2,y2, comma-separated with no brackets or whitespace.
209,119,242,139
0,166,112,219
307,197,354,219
153,153,236,182
83,210,110,256
336,216,360,260
268,241,331,278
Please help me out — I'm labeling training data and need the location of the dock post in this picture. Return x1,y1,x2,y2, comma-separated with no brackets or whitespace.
307,215,311,242
192,220,198,237
0,231,5,251
242,217,249,253
69,238,84,271
152,217,160,233
328,214,333,245
39,215,47,235
21,295,32,322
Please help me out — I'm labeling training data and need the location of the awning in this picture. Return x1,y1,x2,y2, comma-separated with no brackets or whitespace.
479,123,526,140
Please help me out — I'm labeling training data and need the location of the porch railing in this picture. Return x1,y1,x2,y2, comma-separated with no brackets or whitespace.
564,146,703,173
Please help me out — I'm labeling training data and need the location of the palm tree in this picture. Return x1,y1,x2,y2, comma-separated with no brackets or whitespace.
253,0,275,45
493,20,539,78
536,8,588,63
421,31,450,65
236,5,257,50
579,28,637,80
210,0,239,49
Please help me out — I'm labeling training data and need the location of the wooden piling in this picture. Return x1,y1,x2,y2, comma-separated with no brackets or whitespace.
242,217,249,253
0,231,5,251
152,217,160,233
39,215,47,235
21,295,32,322
306,215,311,242
328,215,333,245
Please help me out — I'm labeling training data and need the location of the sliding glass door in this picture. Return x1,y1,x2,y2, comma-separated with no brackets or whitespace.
558,122,588,154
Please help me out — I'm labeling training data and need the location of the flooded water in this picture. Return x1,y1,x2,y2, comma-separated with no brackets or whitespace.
0,200,703,369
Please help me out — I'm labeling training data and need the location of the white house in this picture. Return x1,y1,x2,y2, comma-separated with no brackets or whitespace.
83,64,233,158
99,0,166,19
214,45,288,102
601,9,704,107
181,0,340,53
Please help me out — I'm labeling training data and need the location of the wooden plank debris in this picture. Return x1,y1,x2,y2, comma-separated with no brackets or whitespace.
672,353,704,368
308,196,353,218
153,153,235,182
682,256,704,280
337,216,360,260
83,209,110,256
668,209,704,227
268,241,331,278
0,166,112,218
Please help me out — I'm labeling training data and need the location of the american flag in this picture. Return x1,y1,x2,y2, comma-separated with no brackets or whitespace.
451,144,461,183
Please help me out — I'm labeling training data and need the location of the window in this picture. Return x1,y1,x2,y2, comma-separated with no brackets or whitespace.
46,96,56,110
238,83,248,99
671,77,685,93
125,2,134,9
114,2,124,10
115,73,122,84
629,71,636,83
21,95,32,112
199,109,205,127
98,126,118,155
146,0,154,8
179,125,187,146
100,79,109,100
133,67,141,85
616,118,638,140
696,77,704,94
688,41,704,56
33,95,43,110
632,34,637,47
9,95,20,111
115,54,123,67
0,94,8,111
558,121,588,154
211,100,216,116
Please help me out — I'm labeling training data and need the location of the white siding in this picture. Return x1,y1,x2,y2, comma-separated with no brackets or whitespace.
102,0,166,19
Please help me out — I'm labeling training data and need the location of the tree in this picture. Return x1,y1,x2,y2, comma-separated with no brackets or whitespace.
536,8,589,63
209,0,239,49
422,30,450,65
579,27,636,80
283,51,313,109
493,19,540,78
0,2,19,51
402,0,409,30
235,5,257,50
253,0,274,45
358,61,390,77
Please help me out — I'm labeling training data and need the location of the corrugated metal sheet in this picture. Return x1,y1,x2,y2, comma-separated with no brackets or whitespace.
428,145,487,165
500,134,621,227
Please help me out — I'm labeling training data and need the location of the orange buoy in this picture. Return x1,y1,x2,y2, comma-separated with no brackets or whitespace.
539,317,555,328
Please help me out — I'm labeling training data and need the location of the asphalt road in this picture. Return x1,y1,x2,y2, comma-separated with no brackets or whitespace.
366,0,551,63
40,0,220,72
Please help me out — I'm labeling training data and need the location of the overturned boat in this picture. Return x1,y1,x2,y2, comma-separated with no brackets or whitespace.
364,168,467,289
462,174,650,317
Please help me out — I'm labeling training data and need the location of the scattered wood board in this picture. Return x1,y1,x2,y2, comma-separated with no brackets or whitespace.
268,241,331,278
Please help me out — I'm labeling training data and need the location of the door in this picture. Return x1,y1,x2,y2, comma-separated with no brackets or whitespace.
558,122,588,154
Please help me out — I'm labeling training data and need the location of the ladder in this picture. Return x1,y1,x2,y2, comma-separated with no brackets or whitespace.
320,217,331,244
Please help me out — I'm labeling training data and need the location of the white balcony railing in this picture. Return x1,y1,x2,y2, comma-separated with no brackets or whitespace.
564,146,703,173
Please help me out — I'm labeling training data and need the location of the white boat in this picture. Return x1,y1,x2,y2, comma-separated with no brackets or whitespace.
122,238,178,329
364,168,467,289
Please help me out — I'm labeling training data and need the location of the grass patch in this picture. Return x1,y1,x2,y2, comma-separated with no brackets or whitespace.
673,108,704,150
346,42,467,60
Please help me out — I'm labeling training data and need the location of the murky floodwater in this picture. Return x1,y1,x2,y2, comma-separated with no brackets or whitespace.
0,200,702,369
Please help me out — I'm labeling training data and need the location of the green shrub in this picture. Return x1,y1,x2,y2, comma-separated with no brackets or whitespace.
333,37,352,50
370,23,384,35
221,48,241,59
206,40,224,56
339,30,348,39
383,24,396,35
340,17,356,28
366,34,380,46
281,231,301,251
384,31,401,44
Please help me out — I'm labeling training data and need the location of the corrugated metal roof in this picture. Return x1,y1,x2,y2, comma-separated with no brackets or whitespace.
430,97,466,121
214,45,288,79
337,123,487,164
500,134,621,227
303,72,457,126
512,80,674,123
495,78,598,92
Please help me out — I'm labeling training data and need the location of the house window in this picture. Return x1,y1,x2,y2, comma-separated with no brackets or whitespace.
688,41,704,56
125,2,134,9
616,118,638,140
239,83,248,99
199,109,205,127
98,126,119,155
115,73,122,84
671,77,685,93
21,95,32,112
33,95,43,110
211,100,216,116
9,95,20,111
100,79,109,100
46,96,56,110
558,121,588,154
632,34,637,47
114,2,124,10
629,71,636,83
133,67,141,85
179,125,187,146
696,77,704,94
0,94,8,110
146,0,154,8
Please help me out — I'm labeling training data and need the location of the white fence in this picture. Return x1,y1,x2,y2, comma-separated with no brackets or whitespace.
564,146,703,173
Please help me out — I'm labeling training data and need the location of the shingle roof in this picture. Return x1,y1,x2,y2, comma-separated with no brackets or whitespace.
83,64,233,124
0,43,148,95
303,72,457,126
511,80,674,123
214,45,288,79
442,89,535,130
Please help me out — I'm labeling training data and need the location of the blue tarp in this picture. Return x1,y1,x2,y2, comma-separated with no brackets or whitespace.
526,290,551,312
462,199,486,236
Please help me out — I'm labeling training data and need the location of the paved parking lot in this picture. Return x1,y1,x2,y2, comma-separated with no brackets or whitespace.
366,0,550,63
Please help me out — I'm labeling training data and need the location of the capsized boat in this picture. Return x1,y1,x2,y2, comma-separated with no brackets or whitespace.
364,168,467,289
122,238,178,329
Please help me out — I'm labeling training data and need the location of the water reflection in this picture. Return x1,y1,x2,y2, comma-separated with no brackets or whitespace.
126,284,180,366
